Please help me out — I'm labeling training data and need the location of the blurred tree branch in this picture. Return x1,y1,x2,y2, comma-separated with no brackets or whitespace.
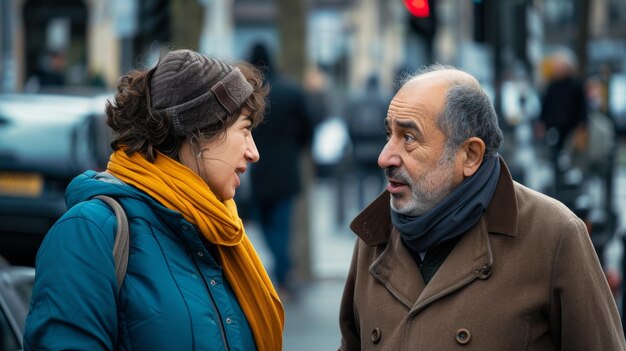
277,0,311,281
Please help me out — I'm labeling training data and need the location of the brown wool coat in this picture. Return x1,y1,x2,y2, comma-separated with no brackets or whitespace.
339,158,626,350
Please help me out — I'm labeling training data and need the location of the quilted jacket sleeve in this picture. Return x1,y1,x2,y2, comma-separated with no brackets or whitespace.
23,201,119,351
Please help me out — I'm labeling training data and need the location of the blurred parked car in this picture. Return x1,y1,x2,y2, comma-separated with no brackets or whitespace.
0,255,35,351
0,93,113,266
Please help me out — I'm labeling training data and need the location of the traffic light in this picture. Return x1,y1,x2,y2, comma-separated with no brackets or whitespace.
404,0,436,63
403,0,431,18
404,0,436,39
474,0,498,43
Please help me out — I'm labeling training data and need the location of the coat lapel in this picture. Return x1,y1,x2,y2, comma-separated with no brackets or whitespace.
411,217,493,315
367,216,494,313
369,228,425,309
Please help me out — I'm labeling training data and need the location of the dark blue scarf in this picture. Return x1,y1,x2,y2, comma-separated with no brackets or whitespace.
391,155,501,254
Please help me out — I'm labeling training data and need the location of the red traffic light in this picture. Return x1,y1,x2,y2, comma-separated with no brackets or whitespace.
403,0,430,17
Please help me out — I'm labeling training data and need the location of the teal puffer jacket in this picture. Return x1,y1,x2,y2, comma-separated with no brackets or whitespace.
23,170,257,350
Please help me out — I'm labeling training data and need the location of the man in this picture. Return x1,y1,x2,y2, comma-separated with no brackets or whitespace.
537,50,588,154
537,50,588,193
339,65,625,350
345,74,391,208
247,42,313,296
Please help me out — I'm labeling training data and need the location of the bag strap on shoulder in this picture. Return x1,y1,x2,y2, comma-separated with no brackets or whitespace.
93,195,129,293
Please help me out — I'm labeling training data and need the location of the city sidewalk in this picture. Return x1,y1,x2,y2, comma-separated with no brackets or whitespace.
245,178,358,351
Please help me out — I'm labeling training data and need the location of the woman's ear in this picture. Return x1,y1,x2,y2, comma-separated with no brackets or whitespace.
460,137,486,178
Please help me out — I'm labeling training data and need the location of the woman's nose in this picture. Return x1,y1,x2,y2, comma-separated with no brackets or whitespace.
245,135,260,163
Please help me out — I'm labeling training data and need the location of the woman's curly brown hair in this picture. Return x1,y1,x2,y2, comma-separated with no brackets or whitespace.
105,59,268,163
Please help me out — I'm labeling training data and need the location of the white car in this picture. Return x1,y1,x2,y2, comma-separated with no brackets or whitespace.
0,256,35,350
0,93,113,267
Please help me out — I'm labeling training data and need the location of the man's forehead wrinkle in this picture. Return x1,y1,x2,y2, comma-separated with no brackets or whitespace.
388,99,433,122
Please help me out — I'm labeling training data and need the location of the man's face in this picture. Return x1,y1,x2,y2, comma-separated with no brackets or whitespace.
383,146,456,216
379,75,462,216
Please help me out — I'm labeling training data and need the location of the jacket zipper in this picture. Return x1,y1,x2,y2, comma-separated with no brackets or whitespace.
193,258,231,351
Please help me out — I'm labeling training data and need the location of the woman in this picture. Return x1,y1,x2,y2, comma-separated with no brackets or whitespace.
23,49,284,350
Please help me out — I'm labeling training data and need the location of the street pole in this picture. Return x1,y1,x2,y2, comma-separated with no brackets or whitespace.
277,0,306,82
277,0,312,281
113,0,138,73
171,0,202,52
492,0,503,126
1,0,14,92
576,0,590,76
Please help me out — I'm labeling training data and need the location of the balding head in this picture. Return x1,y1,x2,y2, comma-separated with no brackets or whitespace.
550,50,577,79
399,64,503,158
404,65,479,90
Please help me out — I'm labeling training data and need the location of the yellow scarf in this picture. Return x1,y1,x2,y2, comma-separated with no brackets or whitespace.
107,150,284,350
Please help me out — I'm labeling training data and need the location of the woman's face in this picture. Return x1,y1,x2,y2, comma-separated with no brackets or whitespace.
180,113,260,201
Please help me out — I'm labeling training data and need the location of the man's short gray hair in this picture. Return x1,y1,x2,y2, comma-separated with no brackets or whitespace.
404,64,503,159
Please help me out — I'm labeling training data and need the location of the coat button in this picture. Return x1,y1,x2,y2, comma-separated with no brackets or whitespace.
455,328,471,345
475,265,492,280
371,328,381,344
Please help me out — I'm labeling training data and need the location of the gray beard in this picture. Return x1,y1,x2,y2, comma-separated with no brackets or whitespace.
387,155,455,217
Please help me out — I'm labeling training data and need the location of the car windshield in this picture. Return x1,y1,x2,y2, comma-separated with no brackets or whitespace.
0,95,108,175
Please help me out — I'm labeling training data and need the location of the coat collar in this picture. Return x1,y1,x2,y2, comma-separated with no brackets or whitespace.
350,156,518,246
369,221,494,311
353,156,517,311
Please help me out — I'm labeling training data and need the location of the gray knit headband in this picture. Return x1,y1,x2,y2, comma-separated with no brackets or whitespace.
149,50,254,136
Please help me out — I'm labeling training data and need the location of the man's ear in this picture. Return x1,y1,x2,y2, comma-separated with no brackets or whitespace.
460,137,486,178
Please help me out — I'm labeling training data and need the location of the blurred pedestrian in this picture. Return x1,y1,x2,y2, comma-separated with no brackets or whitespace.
345,73,391,208
536,50,588,189
304,65,331,127
25,50,67,92
339,65,625,350
23,49,284,350
566,75,615,175
247,42,313,297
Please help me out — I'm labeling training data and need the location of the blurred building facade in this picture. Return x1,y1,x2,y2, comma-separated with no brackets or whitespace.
1,0,625,95
1,0,626,294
